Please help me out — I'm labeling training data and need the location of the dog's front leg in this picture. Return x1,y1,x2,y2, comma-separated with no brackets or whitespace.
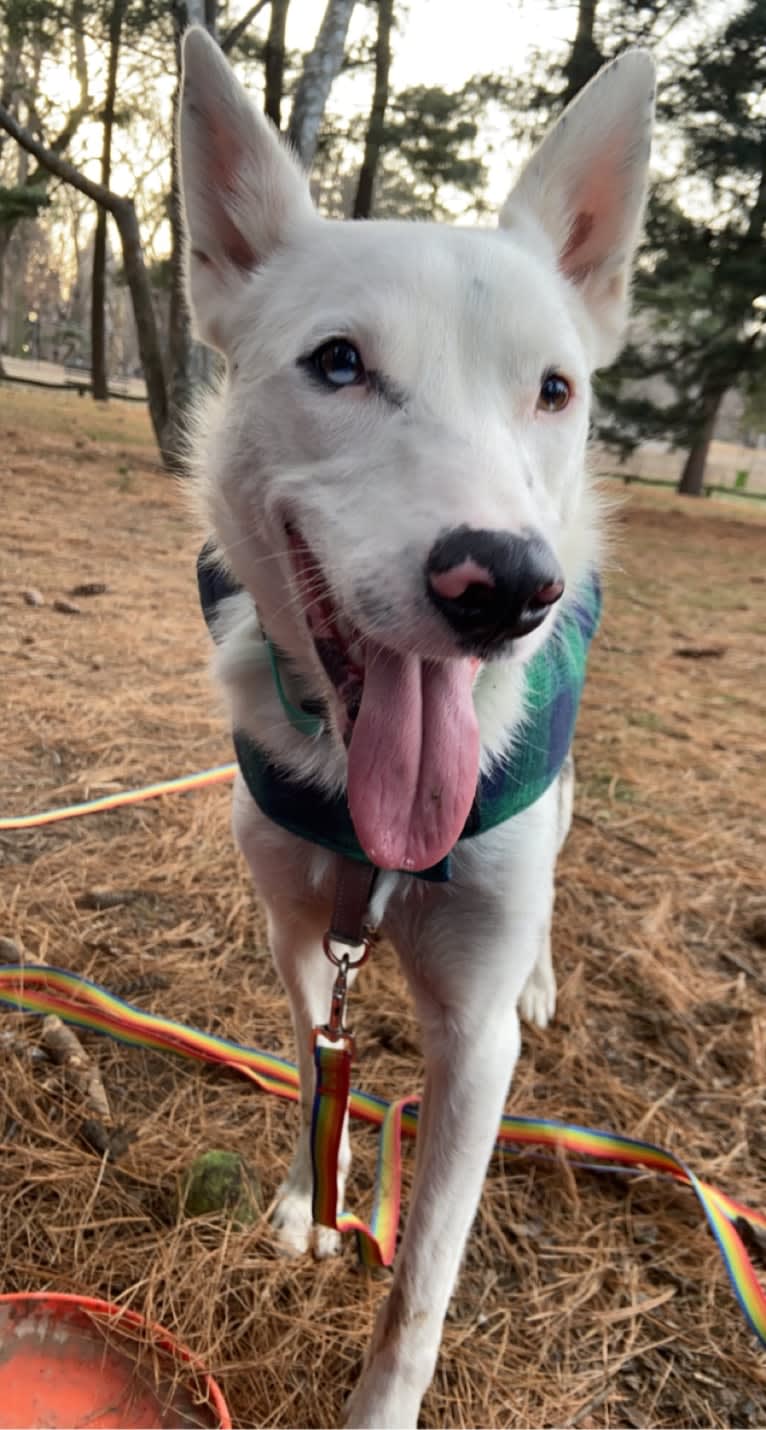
266,901,352,1260
518,754,574,1030
234,783,351,1259
345,928,528,1430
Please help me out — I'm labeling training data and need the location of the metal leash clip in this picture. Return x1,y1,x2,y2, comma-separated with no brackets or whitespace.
313,858,378,1055
315,932,371,1056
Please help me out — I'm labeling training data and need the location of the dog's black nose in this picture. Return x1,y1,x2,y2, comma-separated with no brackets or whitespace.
426,526,564,650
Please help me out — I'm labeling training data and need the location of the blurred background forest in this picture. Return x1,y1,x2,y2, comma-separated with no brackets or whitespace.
1,0,765,496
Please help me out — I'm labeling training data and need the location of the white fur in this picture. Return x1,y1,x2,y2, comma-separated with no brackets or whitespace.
179,29,654,1428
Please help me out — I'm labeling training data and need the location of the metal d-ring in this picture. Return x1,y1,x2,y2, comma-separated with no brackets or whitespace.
322,931,371,970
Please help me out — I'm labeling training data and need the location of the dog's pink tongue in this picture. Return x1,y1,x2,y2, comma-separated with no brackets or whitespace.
347,645,479,871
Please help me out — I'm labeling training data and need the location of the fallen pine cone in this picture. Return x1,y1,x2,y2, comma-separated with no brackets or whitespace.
53,598,81,615
22,588,45,607
41,1016,112,1122
70,582,109,597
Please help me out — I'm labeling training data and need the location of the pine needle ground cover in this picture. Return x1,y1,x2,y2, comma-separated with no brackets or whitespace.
1,387,764,1428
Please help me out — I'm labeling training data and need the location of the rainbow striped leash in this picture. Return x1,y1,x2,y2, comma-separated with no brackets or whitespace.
1,964,765,1347
0,764,238,831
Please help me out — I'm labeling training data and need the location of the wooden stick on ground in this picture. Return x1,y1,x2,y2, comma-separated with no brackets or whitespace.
2,935,113,1126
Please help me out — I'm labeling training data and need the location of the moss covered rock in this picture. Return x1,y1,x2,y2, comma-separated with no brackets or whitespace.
177,1149,262,1227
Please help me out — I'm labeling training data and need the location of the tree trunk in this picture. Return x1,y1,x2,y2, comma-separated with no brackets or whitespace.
167,3,198,459
0,22,23,115
112,198,173,463
91,211,109,398
0,223,11,368
288,0,357,169
264,0,290,126
677,384,726,496
91,0,128,401
220,0,270,55
678,148,765,498
561,0,603,106
352,0,393,219
166,97,194,465
165,0,221,466
0,102,174,464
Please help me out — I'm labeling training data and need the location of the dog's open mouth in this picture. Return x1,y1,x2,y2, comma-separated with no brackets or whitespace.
287,526,480,872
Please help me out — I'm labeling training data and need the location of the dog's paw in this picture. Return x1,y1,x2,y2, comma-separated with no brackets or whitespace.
519,959,557,1029
313,1222,343,1258
271,1185,343,1259
271,1184,313,1256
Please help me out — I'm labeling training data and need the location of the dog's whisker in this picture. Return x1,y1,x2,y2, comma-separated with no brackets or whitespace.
266,581,332,626
209,536,286,566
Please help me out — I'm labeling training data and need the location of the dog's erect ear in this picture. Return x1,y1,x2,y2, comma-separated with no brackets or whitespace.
500,50,655,366
179,26,315,350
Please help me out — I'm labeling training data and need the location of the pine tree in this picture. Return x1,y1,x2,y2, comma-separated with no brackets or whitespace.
313,69,510,222
373,78,495,220
598,0,766,494
517,0,694,142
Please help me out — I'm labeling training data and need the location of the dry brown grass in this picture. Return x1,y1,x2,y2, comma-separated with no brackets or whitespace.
1,385,765,1429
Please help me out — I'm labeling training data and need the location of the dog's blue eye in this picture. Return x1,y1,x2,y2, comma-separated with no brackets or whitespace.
310,338,365,388
537,372,571,412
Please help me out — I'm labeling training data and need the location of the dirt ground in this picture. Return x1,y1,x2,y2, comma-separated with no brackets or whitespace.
1,386,765,1429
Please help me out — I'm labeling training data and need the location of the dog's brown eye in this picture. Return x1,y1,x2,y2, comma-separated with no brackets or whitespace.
310,338,365,389
537,372,571,412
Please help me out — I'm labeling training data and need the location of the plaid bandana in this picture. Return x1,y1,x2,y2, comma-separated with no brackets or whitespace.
198,545,601,883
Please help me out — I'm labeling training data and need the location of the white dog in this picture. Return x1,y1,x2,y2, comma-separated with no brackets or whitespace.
179,29,654,1428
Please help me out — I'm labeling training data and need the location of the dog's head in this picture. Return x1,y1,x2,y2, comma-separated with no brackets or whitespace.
179,31,654,871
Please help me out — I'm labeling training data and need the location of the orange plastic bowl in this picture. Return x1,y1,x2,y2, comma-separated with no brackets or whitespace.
0,1293,232,1429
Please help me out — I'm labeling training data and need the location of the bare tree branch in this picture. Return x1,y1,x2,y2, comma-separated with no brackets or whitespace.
0,101,116,211
0,102,172,464
221,0,271,54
